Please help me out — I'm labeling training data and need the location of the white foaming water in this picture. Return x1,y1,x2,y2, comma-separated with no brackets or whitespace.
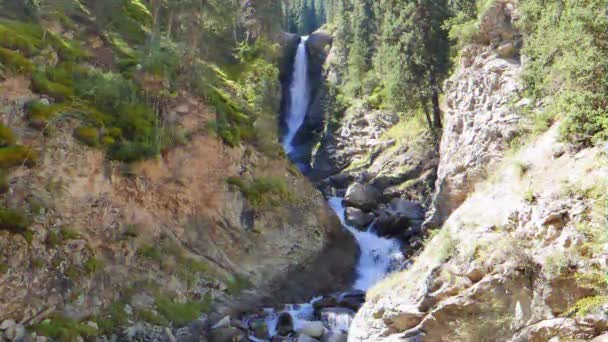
283,36,311,155
328,197,403,291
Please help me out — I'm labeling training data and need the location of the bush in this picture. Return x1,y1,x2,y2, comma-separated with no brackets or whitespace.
0,207,30,233
84,256,103,274
108,141,156,163
0,124,16,147
25,100,63,128
227,176,292,208
0,145,37,168
74,126,100,147
0,25,39,55
0,47,33,73
137,244,162,262
154,295,207,327
31,71,74,101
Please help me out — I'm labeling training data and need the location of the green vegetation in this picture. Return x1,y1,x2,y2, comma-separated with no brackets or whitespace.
73,126,100,147
0,47,33,73
564,295,608,317
226,274,253,295
60,227,81,240
0,124,16,147
95,301,129,335
227,176,293,208
0,207,30,233
25,100,63,128
0,145,37,168
135,309,169,327
517,0,608,146
137,244,162,262
84,256,103,274
154,294,211,327
31,316,97,340
284,0,326,35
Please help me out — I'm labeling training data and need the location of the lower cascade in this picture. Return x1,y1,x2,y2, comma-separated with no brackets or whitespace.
241,36,405,341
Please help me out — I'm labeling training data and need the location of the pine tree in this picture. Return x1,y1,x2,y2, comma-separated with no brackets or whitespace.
346,0,374,96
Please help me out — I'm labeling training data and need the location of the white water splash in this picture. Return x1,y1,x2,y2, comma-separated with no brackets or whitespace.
328,197,403,291
283,36,310,155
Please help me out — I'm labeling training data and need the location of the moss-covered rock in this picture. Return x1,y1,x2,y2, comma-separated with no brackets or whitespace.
0,145,37,168
0,47,33,73
0,124,16,147
0,207,30,233
74,126,100,147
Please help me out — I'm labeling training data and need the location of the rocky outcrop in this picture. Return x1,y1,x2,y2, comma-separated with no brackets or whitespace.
425,1,523,228
348,3,608,340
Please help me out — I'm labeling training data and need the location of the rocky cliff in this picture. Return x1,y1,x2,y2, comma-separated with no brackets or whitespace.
349,2,608,341
0,4,357,339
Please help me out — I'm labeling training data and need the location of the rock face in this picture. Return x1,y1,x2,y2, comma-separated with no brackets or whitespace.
425,1,523,228
348,2,608,341
0,81,357,326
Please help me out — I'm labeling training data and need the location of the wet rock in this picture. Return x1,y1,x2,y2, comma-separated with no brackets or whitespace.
338,292,365,312
320,332,347,342
344,207,375,230
3,322,25,341
211,316,231,330
296,321,325,338
297,334,320,342
276,312,295,336
320,308,355,333
209,327,246,342
249,319,269,340
386,199,424,220
312,296,338,312
344,183,380,211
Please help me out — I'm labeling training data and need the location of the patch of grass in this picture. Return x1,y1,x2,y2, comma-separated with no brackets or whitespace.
0,124,16,147
514,160,531,178
227,176,293,208
31,316,97,340
0,145,37,168
46,230,62,247
74,126,100,147
523,188,536,204
137,244,162,262
154,295,208,327
60,227,81,240
0,206,30,233
95,301,129,335
176,257,209,287
122,224,139,239
0,263,7,275
0,24,40,55
84,256,103,274
135,309,169,327
0,47,33,73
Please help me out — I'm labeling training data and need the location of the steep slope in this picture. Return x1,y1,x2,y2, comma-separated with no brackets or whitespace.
349,2,608,341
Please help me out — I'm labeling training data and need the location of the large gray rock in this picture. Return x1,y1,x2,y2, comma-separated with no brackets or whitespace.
276,313,295,336
297,321,325,339
344,207,375,229
386,198,424,220
297,334,320,342
209,327,246,342
320,332,347,342
344,183,380,211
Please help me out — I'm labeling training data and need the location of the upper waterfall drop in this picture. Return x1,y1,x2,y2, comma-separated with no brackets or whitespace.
283,36,311,155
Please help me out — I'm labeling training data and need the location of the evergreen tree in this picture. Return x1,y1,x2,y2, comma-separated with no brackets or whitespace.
346,0,374,96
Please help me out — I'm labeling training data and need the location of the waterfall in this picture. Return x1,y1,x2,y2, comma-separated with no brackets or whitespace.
283,36,311,155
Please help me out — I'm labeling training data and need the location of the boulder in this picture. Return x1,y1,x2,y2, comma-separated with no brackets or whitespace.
344,207,375,229
276,312,295,336
344,183,380,211
249,319,269,340
209,327,246,342
338,291,366,311
306,31,332,61
320,308,355,333
592,333,608,342
297,334,320,342
320,332,347,342
312,296,338,312
297,321,325,339
386,199,425,220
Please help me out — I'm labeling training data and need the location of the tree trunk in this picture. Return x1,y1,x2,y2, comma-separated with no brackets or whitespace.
167,10,174,39
429,70,443,130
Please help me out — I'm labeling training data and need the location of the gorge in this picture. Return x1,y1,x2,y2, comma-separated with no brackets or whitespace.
0,0,607,341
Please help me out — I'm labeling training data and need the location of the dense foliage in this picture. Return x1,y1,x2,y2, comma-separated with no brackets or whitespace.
517,0,608,146
283,0,326,35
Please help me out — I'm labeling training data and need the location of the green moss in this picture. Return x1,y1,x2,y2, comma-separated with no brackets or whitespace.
32,316,97,340
154,295,209,327
47,32,89,62
46,230,61,247
0,145,37,168
0,171,9,194
176,257,209,286
564,296,608,317
0,207,30,233
31,71,74,101
227,176,294,208
0,124,16,147
74,126,100,147
0,47,33,73
65,265,80,279
0,263,7,275
137,244,162,262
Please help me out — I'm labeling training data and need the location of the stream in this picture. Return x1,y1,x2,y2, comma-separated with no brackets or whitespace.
243,36,404,341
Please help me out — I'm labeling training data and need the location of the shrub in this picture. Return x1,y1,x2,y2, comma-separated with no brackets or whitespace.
74,70,137,112
31,316,97,340
0,47,33,73
135,309,169,326
74,126,100,147
154,295,206,327
137,244,162,262
60,227,81,240
95,301,129,335
0,124,16,147
227,176,292,207
84,256,103,274
565,296,608,317
0,145,37,168
107,141,156,163
0,207,30,233
31,71,74,102
25,100,63,128
226,274,252,295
